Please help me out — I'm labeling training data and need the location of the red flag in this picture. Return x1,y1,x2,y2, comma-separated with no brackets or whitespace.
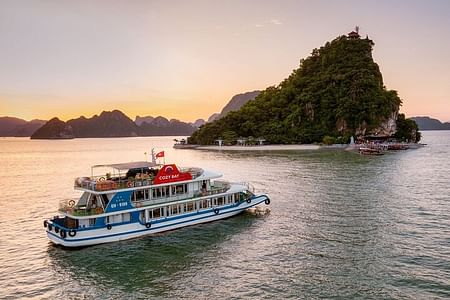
156,151,164,158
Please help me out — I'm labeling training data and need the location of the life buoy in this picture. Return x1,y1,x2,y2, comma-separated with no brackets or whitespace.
99,177,105,181
68,200,75,207
68,230,77,237
95,207,103,214
145,223,151,228
60,230,67,239
265,198,270,205
246,198,251,204
55,227,60,233
43,220,48,228
214,208,219,215
107,224,112,230
127,181,133,188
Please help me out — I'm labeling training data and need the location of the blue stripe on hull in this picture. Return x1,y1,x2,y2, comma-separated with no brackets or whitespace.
47,195,269,247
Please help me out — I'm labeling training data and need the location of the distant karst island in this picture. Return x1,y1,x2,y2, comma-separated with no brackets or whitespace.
188,29,421,145
0,90,262,139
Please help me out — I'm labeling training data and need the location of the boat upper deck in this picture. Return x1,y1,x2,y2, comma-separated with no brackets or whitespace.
74,161,209,193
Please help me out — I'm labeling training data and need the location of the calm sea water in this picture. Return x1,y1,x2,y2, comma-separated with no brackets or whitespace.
0,132,449,299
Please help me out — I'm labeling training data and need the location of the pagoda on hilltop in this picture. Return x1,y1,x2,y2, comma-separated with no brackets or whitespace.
348,26,360,39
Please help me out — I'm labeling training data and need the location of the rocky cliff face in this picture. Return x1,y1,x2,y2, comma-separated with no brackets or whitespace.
207,91,261,122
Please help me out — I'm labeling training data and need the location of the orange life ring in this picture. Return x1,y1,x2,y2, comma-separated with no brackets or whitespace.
127,181,133,188
68,200,76,207
95,207,103,214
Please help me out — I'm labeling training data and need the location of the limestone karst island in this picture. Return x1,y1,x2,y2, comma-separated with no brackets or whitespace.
188,29,420,147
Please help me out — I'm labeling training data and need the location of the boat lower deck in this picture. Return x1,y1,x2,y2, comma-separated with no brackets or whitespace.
46,194,270,247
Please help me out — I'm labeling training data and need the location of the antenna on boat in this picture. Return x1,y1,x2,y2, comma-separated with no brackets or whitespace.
151,148,156,165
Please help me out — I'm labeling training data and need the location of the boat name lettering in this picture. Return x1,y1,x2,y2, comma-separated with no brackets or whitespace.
158,174,180,181
111,201,128,209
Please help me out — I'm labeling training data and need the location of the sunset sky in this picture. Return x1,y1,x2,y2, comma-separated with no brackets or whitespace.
1,0,449,122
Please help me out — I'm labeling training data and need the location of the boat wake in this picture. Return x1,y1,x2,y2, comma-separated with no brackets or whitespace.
246,206,271,216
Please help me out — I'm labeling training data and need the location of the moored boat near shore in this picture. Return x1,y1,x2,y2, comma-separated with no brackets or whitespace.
44,152,270,247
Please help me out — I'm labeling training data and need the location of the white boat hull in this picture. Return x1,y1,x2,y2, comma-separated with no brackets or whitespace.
46,195,269,247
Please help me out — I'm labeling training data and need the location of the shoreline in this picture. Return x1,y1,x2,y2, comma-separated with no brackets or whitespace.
188,144,334,151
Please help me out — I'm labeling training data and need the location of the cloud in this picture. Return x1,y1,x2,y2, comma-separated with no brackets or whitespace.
270,19,282,25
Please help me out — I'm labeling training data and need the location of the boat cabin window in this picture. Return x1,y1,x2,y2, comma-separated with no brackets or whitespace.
199,199,210,209
171,184,188,196
78,192,91,207
88,195,102,209
152,208,162,219
234,193,240,203
106,213,131,224
186,202,194,212
132,190,148,202
170,204,180,215
152,186,169,199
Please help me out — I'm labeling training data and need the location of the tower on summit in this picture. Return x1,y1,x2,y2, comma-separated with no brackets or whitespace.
348,26,360,39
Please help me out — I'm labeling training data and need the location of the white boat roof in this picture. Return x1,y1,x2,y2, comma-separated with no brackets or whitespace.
92,161,158,170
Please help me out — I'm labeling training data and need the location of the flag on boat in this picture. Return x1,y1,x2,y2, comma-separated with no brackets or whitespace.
156,151,165,158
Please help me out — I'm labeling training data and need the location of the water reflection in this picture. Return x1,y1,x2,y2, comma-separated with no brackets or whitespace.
47,213,258,297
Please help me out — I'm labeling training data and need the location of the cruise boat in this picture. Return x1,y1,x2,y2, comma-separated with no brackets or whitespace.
44,154,270,247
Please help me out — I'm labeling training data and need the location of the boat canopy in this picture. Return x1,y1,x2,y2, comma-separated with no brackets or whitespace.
91,161,158,171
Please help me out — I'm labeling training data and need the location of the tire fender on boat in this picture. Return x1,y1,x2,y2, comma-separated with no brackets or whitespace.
145,223,151,229
246,198,251,204
68,230,77,237
55,227,60,234
265,198,270,205
60,230,67,239
214,208,219,215
48,224,53,231
43,220,48,228
107,224,112,230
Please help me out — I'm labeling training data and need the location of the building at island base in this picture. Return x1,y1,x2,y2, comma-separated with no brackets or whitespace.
44,161,270,247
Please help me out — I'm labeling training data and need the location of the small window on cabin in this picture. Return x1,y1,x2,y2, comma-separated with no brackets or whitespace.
218,197,224,206
171,204,179,215
187,202,194,212
133,190,145,201
176,185,184,194
202,199,209,209
122,213,131,222
153,208,161,219
89,218,96,226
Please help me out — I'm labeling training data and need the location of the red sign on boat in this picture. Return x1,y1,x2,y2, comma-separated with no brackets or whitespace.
153,164,192,184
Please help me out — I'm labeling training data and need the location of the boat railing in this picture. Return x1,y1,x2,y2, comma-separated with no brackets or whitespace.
230,181,255,193
58,199,105,216
179,167,203,178
74,167,203,192
74,176,154,192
